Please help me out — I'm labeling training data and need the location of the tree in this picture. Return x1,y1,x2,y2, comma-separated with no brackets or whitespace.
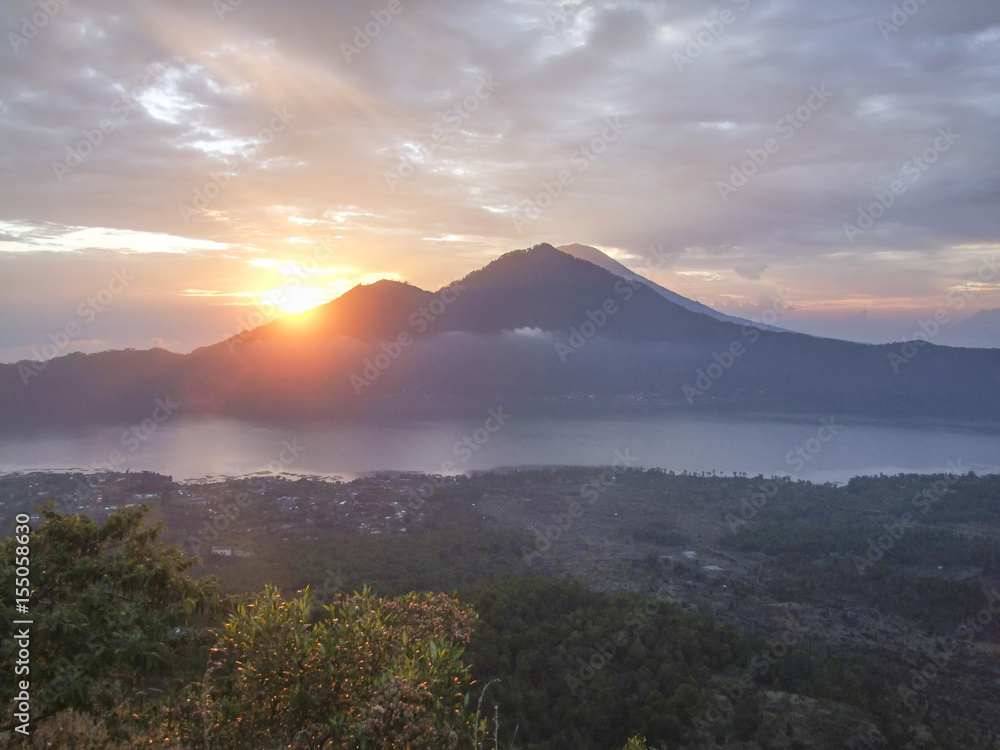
0,506,216,735
160,585,485,749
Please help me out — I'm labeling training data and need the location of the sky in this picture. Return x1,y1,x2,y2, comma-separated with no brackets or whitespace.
1,0,999,362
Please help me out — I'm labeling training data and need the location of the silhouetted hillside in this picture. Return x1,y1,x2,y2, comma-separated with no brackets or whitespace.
243,279,436,345
2,243,999,428
438,244,733,341
558,243,784,331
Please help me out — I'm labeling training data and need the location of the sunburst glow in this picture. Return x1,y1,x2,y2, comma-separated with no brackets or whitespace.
262,285,337,315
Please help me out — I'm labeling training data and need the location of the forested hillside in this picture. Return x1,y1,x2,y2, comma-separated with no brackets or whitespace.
2,468,999,748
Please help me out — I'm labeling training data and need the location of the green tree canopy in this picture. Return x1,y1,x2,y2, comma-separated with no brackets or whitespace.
0,506,216,734
157,585,484,749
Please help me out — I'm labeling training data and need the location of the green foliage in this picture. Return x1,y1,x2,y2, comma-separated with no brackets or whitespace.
629,521,688,547
621,735,649,750
462,576,752,749
725,521,997,632
0,506,216,733
3,469,1000,747
157,585,483,749
281,525,530,601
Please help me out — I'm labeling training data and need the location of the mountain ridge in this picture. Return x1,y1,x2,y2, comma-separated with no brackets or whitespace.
558,243,787,333
3,243,999,428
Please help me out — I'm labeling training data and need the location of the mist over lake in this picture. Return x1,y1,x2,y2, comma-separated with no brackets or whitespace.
2,414,997,484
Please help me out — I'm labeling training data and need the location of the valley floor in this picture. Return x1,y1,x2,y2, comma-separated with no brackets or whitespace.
2,467,999,748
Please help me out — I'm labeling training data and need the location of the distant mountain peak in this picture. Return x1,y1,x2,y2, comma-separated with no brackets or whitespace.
5,241,1000,427
558,243,786,333
453,243,596,290
344,278,425,294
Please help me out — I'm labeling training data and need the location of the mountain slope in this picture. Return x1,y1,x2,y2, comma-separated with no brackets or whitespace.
435,243,740,342
2,243,1000,428
559,243,786,332
237,279,436,345
938,308,1000,349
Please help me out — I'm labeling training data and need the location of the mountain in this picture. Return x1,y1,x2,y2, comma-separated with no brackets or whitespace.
937,308,1000,349
3,243,1000,428
558,243,786,332
434,244,734,341
238,279,435,346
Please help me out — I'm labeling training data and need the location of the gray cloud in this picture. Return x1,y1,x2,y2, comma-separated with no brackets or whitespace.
1,0,999,358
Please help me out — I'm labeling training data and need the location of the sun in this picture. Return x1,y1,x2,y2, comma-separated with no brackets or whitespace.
265,285,336,315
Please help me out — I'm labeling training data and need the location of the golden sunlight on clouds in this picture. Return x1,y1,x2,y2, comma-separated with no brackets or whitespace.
3,0,1000,355
260,284,340,315
248,261,406,316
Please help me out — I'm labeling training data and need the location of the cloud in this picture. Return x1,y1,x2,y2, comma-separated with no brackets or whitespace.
507,326,553,339
1,0,1000,356
733,263,769,281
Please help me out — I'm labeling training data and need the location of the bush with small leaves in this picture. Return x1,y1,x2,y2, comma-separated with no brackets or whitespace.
156,585,484,748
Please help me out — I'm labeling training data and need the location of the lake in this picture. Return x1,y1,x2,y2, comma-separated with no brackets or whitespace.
1,414,997,484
